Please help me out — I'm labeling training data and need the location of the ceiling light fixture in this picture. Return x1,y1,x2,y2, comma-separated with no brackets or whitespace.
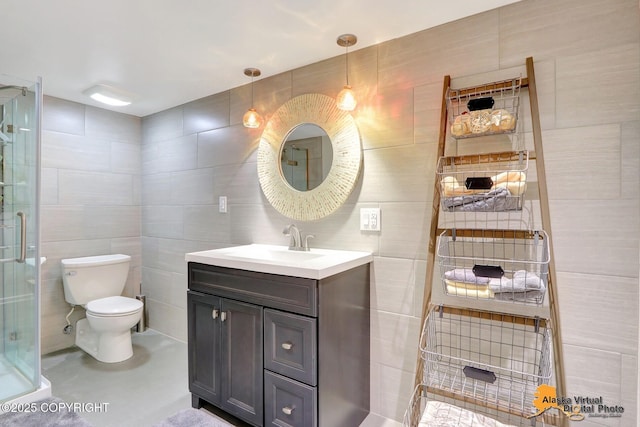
242,68,263,129
336,34,358,111
82,84,133,107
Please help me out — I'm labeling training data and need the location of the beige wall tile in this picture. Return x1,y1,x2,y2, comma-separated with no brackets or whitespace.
543,125,621,200
42,131,110,171
142,205,183,239
42,96,85,135
142,106,183,144
169,168,215,205
85,105,141,143
379,10,500,91
371,364,415,422
550,199,639,277
556,44,640,129
563,344,625,427
358,86,414,149
500,0,640,67
556,272,638,355
621,121,640,200
359,144,436,203
183,92,230,135
111,141,142,175
58,170,135,205
370,310,421,373
371,256,418,315
196,125,259,168
142,134,197,174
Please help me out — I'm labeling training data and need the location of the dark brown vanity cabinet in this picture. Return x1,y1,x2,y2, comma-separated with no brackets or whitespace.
188,262,370,427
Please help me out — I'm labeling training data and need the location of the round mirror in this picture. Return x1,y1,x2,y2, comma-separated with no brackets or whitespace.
280,123,333,192
258,93,361,221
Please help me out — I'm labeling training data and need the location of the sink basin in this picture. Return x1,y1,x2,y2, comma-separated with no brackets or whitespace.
185,244,372,279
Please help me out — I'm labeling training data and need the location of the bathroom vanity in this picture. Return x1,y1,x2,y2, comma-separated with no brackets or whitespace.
186,244,372,427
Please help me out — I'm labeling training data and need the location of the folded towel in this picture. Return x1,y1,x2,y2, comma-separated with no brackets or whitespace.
441,172,526,198
494,180,527,196
444,268,491,284
442,187,520,212
489,270,545,293
494,289,545,302
488,276,512,292
420,400,518,427
445,280,494,299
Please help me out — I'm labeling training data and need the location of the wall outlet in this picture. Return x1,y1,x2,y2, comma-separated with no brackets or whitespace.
219,196,227,213
360,208,381,231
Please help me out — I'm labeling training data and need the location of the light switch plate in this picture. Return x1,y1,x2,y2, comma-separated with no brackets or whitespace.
360,208,381,231
219,196,227,213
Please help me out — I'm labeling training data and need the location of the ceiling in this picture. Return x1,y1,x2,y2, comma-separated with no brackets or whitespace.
1,0,519,117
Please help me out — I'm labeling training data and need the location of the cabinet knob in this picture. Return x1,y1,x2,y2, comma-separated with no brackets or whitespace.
220,311,227,322
212,309,219,319
281,342,293,350
282,406,295,415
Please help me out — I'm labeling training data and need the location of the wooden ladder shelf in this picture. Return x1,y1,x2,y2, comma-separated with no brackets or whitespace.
411,57,567,427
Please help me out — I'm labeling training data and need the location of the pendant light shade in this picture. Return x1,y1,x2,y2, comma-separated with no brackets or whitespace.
243,68,263,128
243,108,262,129
336,85,357,111
336,34,357,111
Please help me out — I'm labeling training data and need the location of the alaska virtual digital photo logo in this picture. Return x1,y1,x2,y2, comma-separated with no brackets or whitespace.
528,384,624,421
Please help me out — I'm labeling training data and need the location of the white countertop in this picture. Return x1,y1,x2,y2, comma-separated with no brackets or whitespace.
185,244,373,280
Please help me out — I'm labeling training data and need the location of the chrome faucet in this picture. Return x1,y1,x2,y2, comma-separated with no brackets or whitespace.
283,224,314,251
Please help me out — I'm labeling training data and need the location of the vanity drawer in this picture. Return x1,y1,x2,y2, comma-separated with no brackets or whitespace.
188,263,317,316
264,371,317,427
264,309,317,386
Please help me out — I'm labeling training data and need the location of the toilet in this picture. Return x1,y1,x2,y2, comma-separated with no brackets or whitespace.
61,254,142,363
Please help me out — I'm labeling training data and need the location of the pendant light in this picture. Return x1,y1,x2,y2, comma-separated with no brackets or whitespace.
336,34,357,111
243,68,263,128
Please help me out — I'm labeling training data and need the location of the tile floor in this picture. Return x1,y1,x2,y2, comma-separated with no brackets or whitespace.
41,329,401,427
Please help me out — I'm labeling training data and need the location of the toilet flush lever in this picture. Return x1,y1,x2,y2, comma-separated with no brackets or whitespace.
65,271,77,276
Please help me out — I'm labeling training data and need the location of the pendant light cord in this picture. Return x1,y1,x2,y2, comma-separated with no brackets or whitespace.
345,45,350,86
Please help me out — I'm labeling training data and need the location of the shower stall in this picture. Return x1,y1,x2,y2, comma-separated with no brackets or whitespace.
0,75,48,405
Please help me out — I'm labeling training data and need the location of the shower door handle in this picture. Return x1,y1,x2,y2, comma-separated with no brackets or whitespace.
16,211,26,263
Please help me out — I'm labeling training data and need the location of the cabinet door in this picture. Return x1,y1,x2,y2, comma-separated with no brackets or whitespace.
188,291,222,406
220,298,264,426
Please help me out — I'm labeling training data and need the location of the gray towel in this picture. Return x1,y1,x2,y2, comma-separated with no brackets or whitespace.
443,187,519,212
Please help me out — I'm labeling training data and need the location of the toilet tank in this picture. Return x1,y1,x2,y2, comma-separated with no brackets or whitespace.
61,254,131,305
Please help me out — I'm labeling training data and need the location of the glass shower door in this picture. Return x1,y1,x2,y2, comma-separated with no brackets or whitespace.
0,77,41,402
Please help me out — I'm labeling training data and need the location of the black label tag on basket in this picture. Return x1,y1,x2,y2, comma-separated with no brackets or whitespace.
463,366,497,384
467,97,494,111
473,264,504,278
465,177,493,190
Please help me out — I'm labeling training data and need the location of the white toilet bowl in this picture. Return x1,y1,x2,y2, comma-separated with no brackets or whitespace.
76,296,143,363
61,254,143,363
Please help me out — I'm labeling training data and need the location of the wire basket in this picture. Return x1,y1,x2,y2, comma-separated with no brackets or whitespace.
437,151,528,213
403,383,539,427
437,230,549,305
447,78,521,139
418,306,552,422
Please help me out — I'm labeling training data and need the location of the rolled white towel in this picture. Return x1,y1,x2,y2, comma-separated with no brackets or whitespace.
491,270,545,293
513,270,545,291
444,268,491,285
488,276,513,292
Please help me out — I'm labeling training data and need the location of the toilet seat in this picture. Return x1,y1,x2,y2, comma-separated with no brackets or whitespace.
86,296,143,317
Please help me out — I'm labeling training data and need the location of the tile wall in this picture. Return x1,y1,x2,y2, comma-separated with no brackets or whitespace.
40,0,639,424
40,97,142,354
